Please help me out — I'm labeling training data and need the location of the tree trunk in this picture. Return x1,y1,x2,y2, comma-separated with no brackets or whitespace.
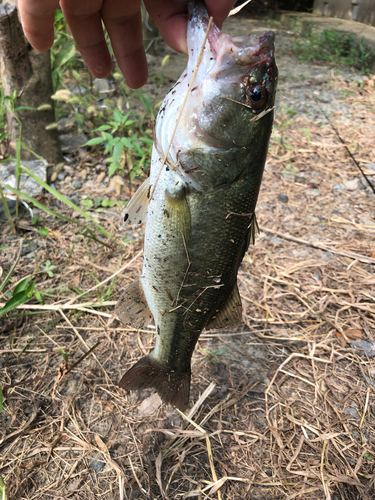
0,3,62,171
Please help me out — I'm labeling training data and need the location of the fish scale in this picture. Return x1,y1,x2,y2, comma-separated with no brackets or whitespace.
115,0,278,410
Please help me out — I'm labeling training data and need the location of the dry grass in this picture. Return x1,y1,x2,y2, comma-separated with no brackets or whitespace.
1,39,375,500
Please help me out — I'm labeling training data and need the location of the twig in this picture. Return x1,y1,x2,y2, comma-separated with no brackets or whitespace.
262,228,375,264
63,249,143,305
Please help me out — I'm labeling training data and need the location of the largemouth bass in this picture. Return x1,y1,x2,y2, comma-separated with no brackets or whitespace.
116,0,278,411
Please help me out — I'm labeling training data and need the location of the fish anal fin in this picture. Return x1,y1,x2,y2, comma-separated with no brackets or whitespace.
123,177,150,226
207,283,242,330
247,213,259,247
119,354,191,411
115,277,153,329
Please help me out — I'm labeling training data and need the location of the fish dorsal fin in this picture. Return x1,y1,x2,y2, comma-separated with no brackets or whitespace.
115,277,153,328
206,283,242,330
123,177,150,226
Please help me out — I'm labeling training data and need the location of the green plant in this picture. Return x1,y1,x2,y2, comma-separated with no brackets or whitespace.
294,28,375,74
201,349,230,364
0,474,6,499
0,276,36,317
85,101,154,180
41,260,57,278
51,9,80,91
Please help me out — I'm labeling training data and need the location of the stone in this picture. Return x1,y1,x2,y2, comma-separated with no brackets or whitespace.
93,78,113,93
57,172,68,181
350,340,375,357
68,194,80,206
0,160,47,198
58,134,88,153
368,163,375,172
57,117,76,134
306,189,320,196
89,460,105,473
268,237,283,245
309,216,320,224
73,180,82,190
344,406,360,419
278,193,289,203
333,184,345,192
344,179,359,191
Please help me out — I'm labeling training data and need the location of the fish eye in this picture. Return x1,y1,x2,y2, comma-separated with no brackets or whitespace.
246,84,267,110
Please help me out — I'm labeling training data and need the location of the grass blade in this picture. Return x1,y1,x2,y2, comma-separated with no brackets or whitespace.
19,165,114,239
0,239,23,294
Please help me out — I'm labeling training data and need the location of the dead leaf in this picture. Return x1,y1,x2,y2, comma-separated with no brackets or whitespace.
335,329,362,346
71,273,81,288
97,172,106,183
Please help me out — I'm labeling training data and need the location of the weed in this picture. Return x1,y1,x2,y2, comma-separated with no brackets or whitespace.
51,8,81,92
0,276,36,317
294,28,375,74
40,260,57,278
0,474,6,499
201,349,230,364
84,99,154,181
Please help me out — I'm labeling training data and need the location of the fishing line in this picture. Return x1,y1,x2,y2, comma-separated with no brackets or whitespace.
149,16,214,201
316,100,375,196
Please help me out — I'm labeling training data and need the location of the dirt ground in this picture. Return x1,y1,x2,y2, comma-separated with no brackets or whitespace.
1,12,375,500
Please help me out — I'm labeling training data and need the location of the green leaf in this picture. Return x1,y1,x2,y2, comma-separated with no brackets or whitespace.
0,473,5,500
25,280,36,298
101,199,116,208
35,290,45,305
113,110,123,123
108,162,118,178
113,141,123,163
14,106,36,112
94,125,111,132
103,131,114,142
0,282,35,316
121,137,133,149
81,199,94,209
52,40,77,70
61,349,69,363
37,227,49,236
85,137,106,146
13,277,31,296
139,136,153,144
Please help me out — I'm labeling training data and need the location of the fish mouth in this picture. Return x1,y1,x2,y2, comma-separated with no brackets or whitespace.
206,29,276,82
187,2,276,84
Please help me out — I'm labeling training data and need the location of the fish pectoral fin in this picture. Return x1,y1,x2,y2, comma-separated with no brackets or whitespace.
165,189,191,242
115,277,153,329
119,354,191,411
123,177,150,226
206,283,243,330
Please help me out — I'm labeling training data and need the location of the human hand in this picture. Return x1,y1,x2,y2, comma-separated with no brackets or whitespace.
18,0,237,89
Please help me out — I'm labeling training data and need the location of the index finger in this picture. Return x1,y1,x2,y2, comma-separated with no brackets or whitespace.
19,0,59,51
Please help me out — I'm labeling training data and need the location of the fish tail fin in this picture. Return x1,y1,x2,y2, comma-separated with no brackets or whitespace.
119,355,191,411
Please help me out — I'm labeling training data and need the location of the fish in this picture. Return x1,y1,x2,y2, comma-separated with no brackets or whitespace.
116,0,278,411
